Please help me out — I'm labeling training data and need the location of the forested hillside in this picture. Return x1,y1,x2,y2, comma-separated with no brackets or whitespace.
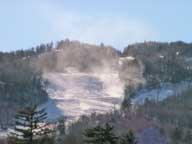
0,43,53,126
123,41,192,87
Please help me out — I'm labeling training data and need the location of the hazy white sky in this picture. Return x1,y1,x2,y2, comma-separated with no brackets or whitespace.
0,0,192,51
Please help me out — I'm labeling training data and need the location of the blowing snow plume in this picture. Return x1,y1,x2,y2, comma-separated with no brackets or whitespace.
43,72,124,123
35,40,119,73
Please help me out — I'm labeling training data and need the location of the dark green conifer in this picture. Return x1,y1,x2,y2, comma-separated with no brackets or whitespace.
84,123,118,144
120,130,137,144
9,105,49,144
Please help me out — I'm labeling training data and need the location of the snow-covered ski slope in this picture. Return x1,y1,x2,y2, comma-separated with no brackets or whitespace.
43,71,124,122
132,81,192,105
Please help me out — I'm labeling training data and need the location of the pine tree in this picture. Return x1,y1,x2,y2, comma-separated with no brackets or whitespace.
9,105,49,144
171,127,183,144
104,123,118,144
55,116,66,144
84,123,118,144
120,130,137,144
184,130,192,144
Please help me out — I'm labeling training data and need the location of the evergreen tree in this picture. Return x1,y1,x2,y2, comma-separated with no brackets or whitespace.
9,105,49,144
55,116,66,144
104,123,118,144
84,125,105,144
120,130,137,144
184,130,192,144
84,123,118,144
171,127,183,144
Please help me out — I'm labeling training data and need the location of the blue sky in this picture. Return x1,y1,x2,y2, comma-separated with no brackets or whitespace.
0,0,191,51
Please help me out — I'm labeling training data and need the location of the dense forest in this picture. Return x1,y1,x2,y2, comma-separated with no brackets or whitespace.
123,41,192,86
0,43,53,127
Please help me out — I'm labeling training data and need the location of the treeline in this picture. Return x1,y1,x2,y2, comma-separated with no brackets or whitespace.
0,42,53,60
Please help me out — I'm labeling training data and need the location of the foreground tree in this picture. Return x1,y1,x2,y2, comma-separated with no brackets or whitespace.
55,116,66,144
171,127,183,144
184,130,192,144
84,123,118,144
120,130,137,144
8,105,51,144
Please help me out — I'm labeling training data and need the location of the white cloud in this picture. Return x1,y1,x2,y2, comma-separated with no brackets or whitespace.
35,0,157,50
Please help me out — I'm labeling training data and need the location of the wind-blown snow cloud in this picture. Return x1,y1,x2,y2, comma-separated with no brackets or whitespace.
35,1,156,50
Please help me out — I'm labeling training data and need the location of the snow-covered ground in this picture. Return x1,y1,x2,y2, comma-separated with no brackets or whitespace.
42,69,192,123
43,72,124,123
132,81,192,105
0,129,11,138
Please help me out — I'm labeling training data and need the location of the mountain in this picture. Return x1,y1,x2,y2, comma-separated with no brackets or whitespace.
1,40,192,144
1,40,192,124
0,39,133,125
